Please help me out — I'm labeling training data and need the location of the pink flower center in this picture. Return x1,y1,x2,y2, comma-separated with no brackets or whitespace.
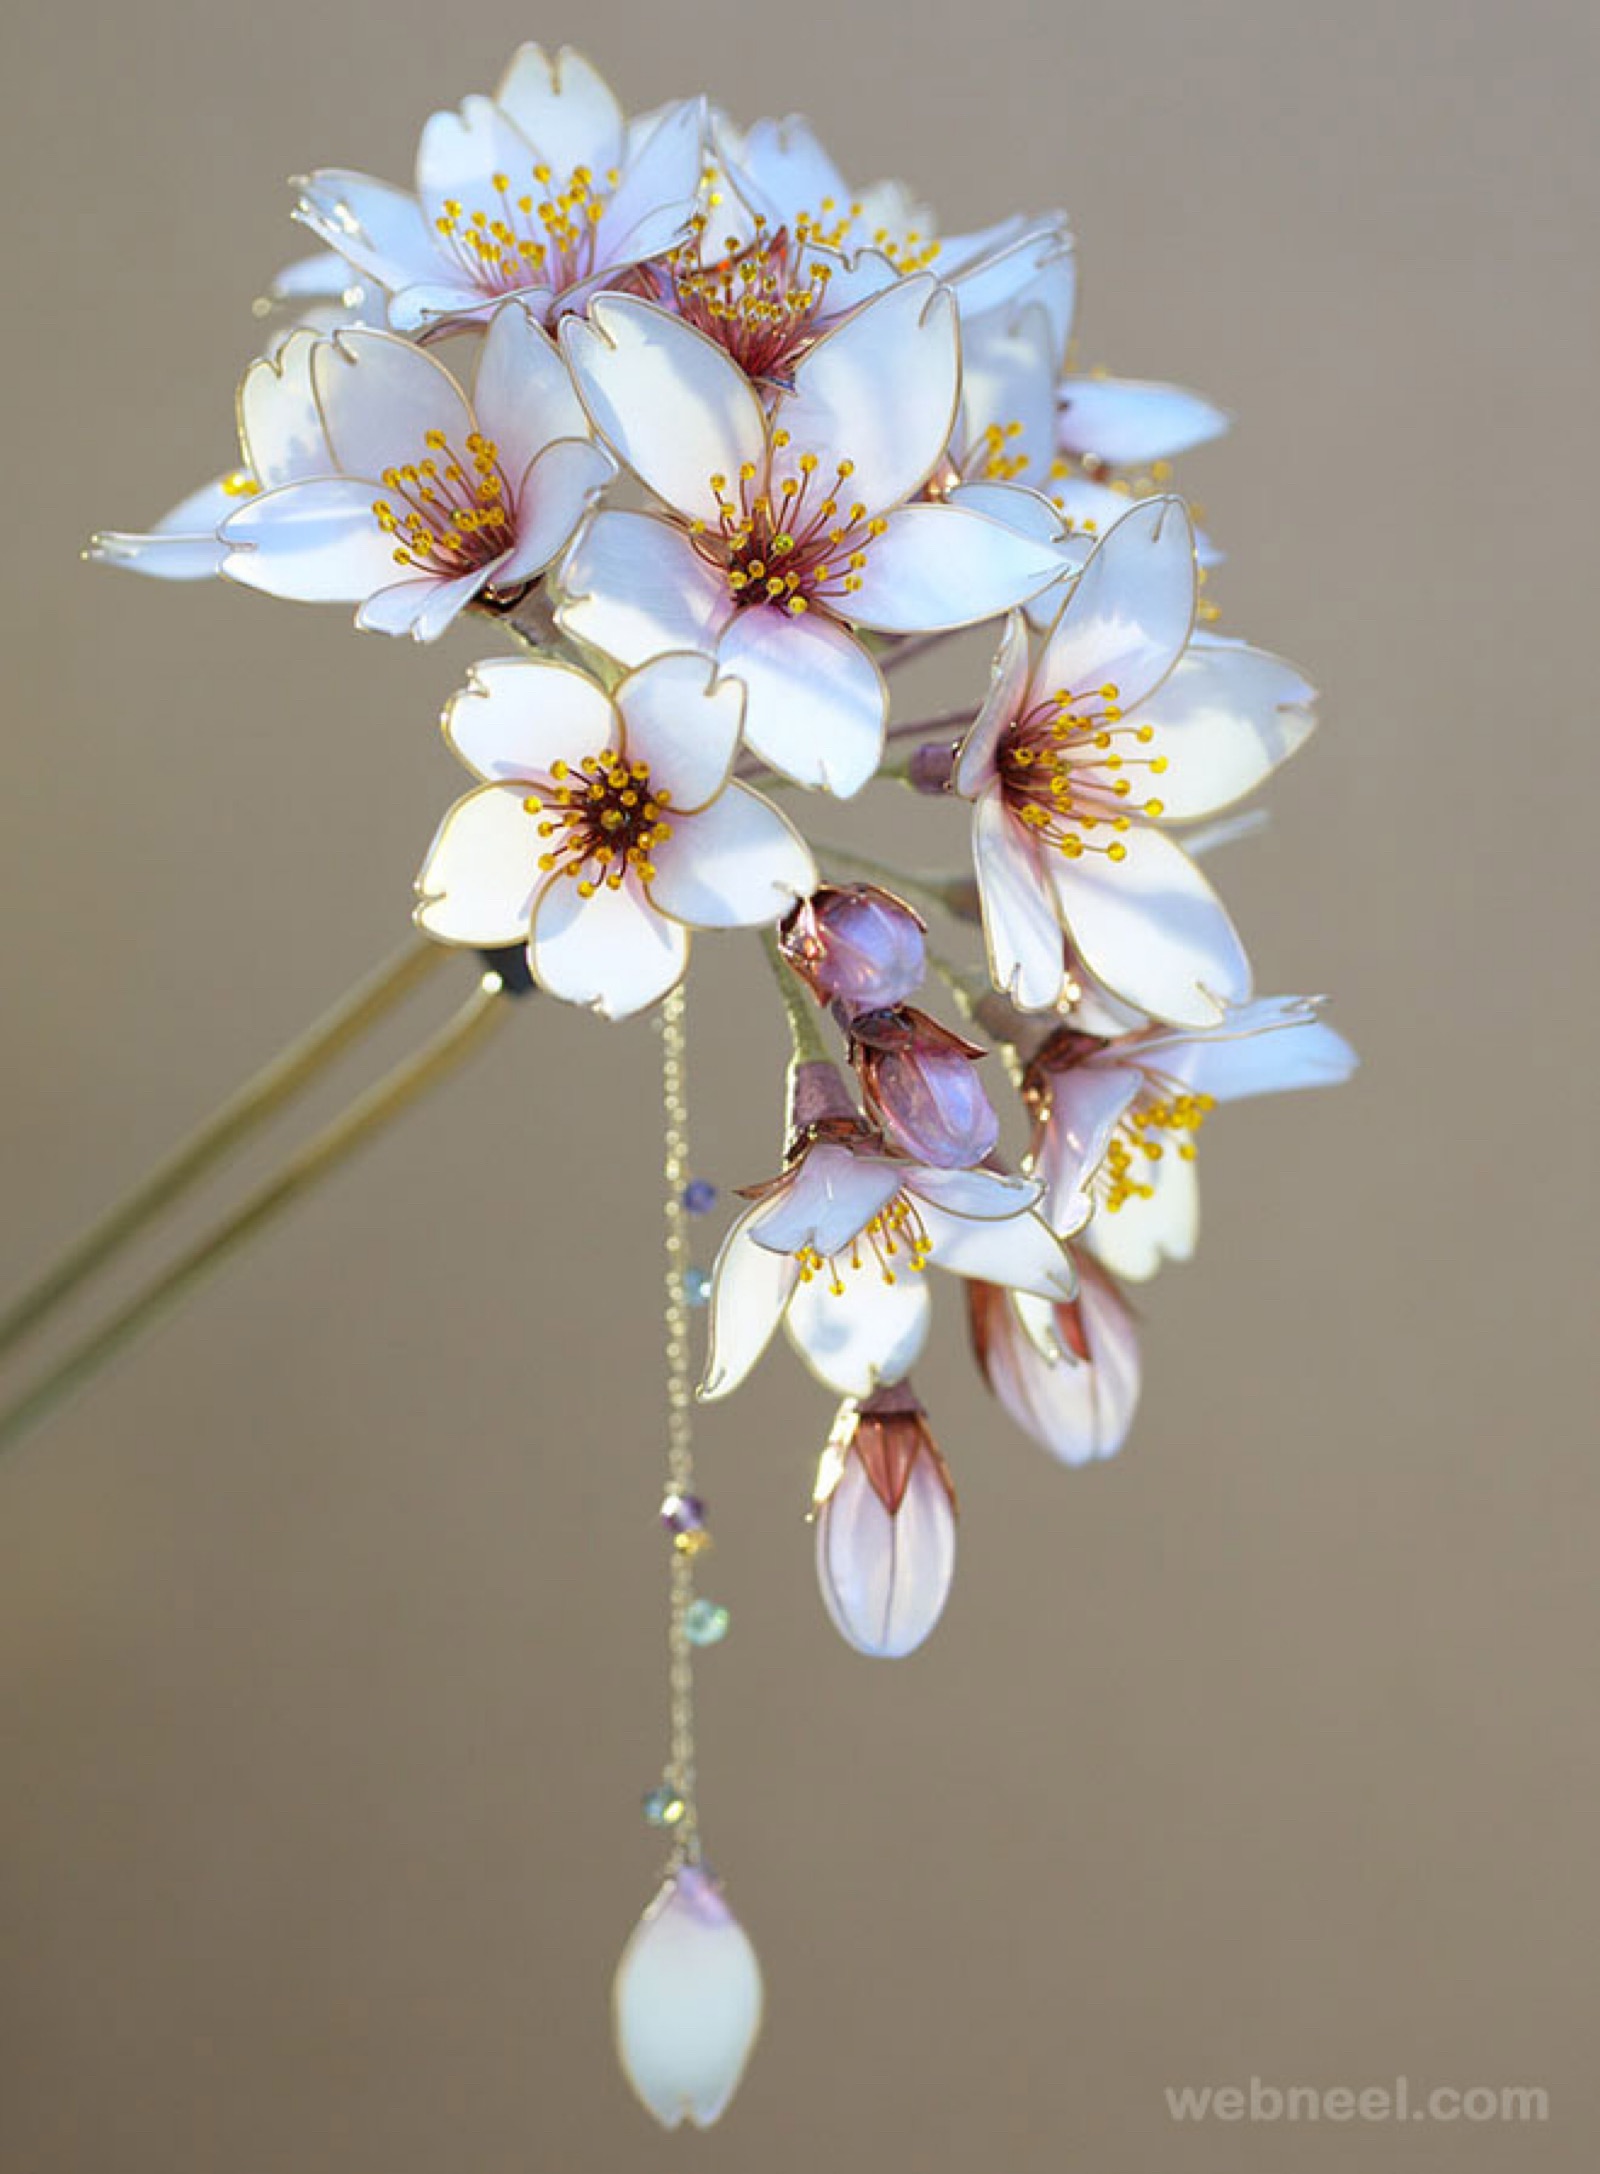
432,163,616,298
523,747,674,899
691,433,886,616
373,429,515,578
669,219,833,381
998,685,1169,864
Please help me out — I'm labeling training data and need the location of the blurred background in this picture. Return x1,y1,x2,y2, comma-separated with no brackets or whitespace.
1,1,1595,2167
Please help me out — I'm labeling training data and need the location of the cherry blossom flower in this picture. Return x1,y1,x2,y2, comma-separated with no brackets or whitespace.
414,653,815,1018
217,306,614,639
812,1382,958,1657
956,497,1317,1024
559,281,1070,794
700,1095,1075,1401
968,1255,1141,1465
294,47,706,335
1023,998,1357,1278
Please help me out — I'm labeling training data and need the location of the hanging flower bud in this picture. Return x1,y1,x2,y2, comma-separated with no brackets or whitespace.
967,1255,1141,1466
779,884,927,1011
613,1863,764,2129
849,1006,1001,1168
813,1382,958,1657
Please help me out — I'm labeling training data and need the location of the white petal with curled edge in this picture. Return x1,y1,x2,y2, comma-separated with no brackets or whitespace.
471,303,591,480
497,45,626,177
1051,475,1223,570
594,98,706,263
955,613,1031,796
1050,822,1252,1030
1130,639,1315,819
444,655,617,784
728,114,850,227
388,280,508,333
88,475,240,581
816,1450,955,1658
613,1865,763,2131
774,276,958,517
558,510,732,666
846,504,1065,633
294,170,441,292
1033,1064,1143,1235
310,330,473,483
561,297,768,525
649,786,816,928
415,96,541,231
357,565,484,640
1145,999,1358,1103
268,249,351,301
699,1211,802,1400
239,331,330,488
414,785,542,944
220,477,404,601
919,1201,1075,1301
990,1269,1140,1466
529,873,689,1019
971,790,1069,1012
906,1164,1043,1221
1057,376,1229,465
942,216,1076,354
716,606,886,797
1087,1135,1200,1282
747,1145,902,1261
784,1265,931,1398
613,653,744,813
1033,496,1195,713
496,438,615,587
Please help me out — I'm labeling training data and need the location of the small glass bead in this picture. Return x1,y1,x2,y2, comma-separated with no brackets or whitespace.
682,1179,718,1215
642,1785,687,1829
682,1267,712,1308
684,1599,731,1647
660,1490,708,1536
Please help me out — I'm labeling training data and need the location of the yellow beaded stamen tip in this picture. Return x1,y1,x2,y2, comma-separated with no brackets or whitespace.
432,160,610,296
525,744,674,898
793,1194,935,1295
998,680,1173,866
1101,1089,1217,1212
371,428,514,575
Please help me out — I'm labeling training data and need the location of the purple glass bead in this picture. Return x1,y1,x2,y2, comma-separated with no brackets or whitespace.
682,1178,718,1215
659,1490,708,1537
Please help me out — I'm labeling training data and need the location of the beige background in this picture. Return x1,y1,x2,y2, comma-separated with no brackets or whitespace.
1,0,1595,2167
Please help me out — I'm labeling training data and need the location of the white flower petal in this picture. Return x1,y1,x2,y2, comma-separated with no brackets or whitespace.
310,330,473,482
294,170,441,292
357,565,483,639
561,296,768,524
471,303,591,479
943,216,1076,354
727,114,850,226
613,653,744,812
1087,1134,1199,1282
530,873,689,1018
444,655,617,783
1050,475,1223,569
954,613,1031,795
716,606,886,797
1131,638,1315,819
388,280,507,333
1050,822,1252,1030
784,1265,931,1397
748,1144,900,1260
774,276,959,516
1033,496,1195,713
905,1165,1043,1220
558,509,732,665
414,785,542,944
220,477,403,601
846,504,1065,634
238,330,330,488
816,1451,955,1658
979,1267,1139,1466
699,1211,801,1400
496,45,626,177
594,98,705,261
1057,376,1229,465
497,438,615,586
971,790,1069,1012
87,475,239,582
613,1865,763,2131
1143,999,1358,1102
920,1201,1076,1301
649,784,816,929
415,96,540,231
1032,1065,1143,1236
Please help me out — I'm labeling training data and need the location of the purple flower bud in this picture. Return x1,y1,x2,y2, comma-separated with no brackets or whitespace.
779,885,926,1010
812,1383,957,1658
849,1007,1001,1169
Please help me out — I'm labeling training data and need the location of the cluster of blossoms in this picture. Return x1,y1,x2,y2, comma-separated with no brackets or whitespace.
93,45,1352,2128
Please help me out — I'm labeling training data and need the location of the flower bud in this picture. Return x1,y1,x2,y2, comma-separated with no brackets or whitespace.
850,1006,1001,1168
967,1257,1141,1466
780,884,927,1010
812,1383,957,1657
613,1863,764,2129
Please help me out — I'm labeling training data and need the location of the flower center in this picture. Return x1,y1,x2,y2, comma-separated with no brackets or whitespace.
669,217,833,381
998,684,1169,865
794,1193,933,1294
373,430,515,577
432,163,616,297
524,748,673,899
1099,1086,1214,1212
691,433,886,616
